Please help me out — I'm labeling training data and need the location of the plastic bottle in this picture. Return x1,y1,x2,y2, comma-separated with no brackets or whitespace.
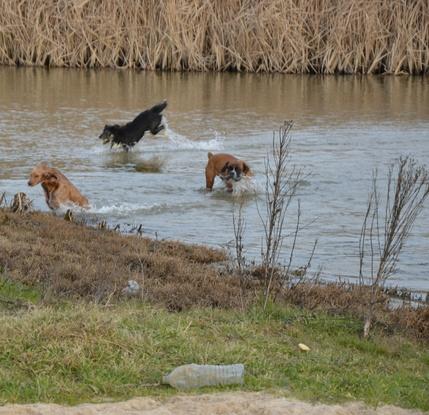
162,363,245,390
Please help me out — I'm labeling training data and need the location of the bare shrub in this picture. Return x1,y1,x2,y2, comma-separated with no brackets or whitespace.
228,122,316,308
257,121,304,308
359,157,429,337
232,198,246,276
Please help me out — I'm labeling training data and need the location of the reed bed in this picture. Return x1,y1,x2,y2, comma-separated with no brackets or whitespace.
0,0,427,74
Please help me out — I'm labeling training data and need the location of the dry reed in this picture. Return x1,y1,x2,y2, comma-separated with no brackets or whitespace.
0,0,427,74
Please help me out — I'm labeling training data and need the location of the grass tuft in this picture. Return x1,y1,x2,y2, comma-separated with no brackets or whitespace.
0,276,41,311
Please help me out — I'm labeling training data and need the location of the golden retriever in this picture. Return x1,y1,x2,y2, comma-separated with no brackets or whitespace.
28,163,89,210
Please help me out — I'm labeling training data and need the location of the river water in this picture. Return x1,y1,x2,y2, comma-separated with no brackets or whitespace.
0,68,428,291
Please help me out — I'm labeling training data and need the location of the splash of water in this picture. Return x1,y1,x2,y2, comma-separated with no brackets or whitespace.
163,118,224,150
88,202,168,215
232,176,262,195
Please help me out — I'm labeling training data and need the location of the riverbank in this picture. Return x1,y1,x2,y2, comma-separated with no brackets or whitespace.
1,208,428,339
0,208,428,410
0,0,427,74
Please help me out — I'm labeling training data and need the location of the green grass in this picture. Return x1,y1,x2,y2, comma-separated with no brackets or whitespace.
0,282,428,410
0,276,41,310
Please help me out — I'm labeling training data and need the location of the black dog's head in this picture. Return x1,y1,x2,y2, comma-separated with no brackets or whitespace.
99,124,119,145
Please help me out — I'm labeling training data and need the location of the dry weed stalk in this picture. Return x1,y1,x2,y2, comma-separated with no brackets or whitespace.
359,157,429,337
0,0,427,74
10,193,32,214
258,121,303,309
232,198,246,276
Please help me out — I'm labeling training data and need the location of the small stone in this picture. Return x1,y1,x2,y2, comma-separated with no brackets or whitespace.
122,280,140,296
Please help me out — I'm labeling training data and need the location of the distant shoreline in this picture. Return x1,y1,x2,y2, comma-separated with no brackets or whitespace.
0,0,427,74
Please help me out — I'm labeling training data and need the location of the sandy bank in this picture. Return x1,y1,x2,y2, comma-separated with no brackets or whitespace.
0,393,425,415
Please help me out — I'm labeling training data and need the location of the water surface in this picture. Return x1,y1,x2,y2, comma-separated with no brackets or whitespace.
1,68,428,291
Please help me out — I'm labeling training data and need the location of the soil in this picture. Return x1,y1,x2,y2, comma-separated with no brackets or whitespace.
0,392,425,415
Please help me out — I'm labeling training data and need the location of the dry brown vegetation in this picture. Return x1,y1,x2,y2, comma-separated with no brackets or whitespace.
358,157,429,337
0,208,249,311
0,0,427,74
280,283,429,341
1,208,428,340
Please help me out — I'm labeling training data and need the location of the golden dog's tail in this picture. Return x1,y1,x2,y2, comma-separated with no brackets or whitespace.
207,152,214,159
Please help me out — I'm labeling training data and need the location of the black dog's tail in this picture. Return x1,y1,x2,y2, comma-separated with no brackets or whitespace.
150,100,168,114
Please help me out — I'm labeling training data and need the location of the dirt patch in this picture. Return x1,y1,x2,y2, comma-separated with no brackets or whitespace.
0,393,424,415
0,209,251,310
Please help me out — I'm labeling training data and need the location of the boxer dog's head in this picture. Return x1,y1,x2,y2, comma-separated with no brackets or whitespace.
220,160,250,182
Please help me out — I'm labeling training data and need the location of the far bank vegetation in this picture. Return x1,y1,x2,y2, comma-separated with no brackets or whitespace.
0,0,427,74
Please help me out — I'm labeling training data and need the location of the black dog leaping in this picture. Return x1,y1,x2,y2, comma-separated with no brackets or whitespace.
99,100,167,151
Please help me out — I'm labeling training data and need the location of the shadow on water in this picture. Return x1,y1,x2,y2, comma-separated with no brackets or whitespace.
103,151,166,173
134,157,166,173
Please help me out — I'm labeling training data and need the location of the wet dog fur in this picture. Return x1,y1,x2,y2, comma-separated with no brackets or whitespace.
205,152,252,192
28,163,89,210
99,100,167,151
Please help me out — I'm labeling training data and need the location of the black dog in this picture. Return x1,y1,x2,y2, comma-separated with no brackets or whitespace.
99,100,167,151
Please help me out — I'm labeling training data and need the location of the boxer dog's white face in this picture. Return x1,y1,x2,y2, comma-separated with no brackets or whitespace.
220,162,244,182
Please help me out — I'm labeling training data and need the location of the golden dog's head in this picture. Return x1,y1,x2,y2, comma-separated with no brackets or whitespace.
27,163,58,187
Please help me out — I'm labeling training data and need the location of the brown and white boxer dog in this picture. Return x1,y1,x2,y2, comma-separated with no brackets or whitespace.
205,152,252,192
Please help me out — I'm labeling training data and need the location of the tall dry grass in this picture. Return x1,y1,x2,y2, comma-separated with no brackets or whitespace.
0,0,427,74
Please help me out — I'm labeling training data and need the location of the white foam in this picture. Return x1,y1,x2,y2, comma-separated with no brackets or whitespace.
89,202,167,215
232,176,261,195
163,118,224,150
89,144,127,154
168,133,224,150
50,203,89,215
91,129,223,153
